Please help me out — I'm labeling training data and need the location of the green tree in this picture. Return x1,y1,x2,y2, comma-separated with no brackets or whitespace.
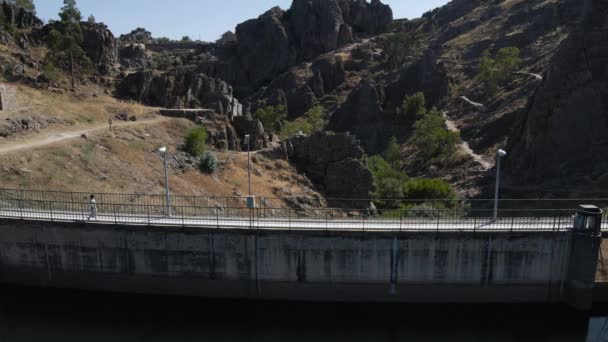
184,126,208,157
279,105,327,139
254,105,287,134
382,31,424,70
181,35,192,42
9,0,36,13
384,136,401,167
409,108,460,164
87,14,96,23
397,92,427,121
46,0,92,90
477,47,521,91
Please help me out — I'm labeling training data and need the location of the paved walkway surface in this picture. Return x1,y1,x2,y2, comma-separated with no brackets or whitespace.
0,208,592,232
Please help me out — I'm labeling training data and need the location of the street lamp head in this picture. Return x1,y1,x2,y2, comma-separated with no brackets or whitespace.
158,147,167,153
497,149,507,158
244,135,250,144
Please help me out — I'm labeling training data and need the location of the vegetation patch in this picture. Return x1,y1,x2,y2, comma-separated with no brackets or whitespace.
183,126,207,157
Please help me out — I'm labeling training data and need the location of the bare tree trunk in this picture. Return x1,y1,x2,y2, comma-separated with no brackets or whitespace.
70,50,75,91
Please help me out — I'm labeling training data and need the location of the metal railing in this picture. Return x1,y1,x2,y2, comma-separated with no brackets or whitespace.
0,188,597,232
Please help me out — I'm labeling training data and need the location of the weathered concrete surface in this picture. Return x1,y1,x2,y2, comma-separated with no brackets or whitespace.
0,219,581,304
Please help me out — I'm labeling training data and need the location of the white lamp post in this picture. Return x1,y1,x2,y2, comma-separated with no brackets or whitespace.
494,149,507,222
159,147,171,217
244,135,255,209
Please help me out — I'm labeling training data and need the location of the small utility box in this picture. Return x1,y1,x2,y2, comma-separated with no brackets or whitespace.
247,196,256,209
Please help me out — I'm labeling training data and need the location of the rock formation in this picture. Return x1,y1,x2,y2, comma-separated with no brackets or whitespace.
286,132,374,208
81,22,117,68
505,0,608,191
328,79,388,154
117,69,243,119
0,3,42,29
289,0,353,61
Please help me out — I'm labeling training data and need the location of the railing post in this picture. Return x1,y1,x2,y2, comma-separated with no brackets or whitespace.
181,206,185,227
288,209,291,230
216,209,219,229
18,197,23,220
114,204,118,225
48,201,53,222
147,204,150,226
400,209,403,232
326,210,329,231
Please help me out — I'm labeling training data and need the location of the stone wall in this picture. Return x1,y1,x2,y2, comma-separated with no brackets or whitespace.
0,219,582,304
0,84,17,111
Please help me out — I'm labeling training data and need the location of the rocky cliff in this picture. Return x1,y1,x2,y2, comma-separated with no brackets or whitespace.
286,132,374,209
505,0,608,194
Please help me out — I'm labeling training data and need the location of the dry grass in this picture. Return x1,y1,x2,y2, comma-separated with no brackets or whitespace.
0,117,322,206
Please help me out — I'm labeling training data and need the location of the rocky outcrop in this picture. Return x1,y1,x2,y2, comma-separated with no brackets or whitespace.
290,0,353,61
328,79,389,154
194,0,392,96
118,43,147,68
233,115,268,150
117,70,243,118
118,27,153,45
338,0,393,35
1,3,42,29
235,7,296,88
505,0,608,191
286,132,374,208
81,22,117,68
0,115,62,138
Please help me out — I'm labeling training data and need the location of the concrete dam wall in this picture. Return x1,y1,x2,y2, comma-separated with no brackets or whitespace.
0,219,592,305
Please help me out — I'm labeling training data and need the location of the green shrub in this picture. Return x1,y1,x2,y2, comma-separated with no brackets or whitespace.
384,136,401,167
402,178,456,201
184,126,208,157
198,152,217,174
279,105,326,139
397,92,427,121
382,31,424,70
477,47,521,91
254,105,287,133
41,60,60,82
409,108,460,165
280,120,313,139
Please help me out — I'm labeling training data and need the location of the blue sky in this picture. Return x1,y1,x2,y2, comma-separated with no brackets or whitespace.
36,0,449,41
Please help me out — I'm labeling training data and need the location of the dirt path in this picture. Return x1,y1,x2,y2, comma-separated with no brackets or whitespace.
0,116,168,155
443,112,493,170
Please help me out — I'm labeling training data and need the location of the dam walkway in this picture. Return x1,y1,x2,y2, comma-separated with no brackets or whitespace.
0,189,606,232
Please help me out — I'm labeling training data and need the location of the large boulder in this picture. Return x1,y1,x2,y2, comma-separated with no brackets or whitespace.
286,132,374,208
505,0,608,191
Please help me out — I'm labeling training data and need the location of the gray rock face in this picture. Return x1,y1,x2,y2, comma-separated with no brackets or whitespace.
328,79,388,154
290,0,353,61
286,132,374,208
117,70,242,119
119,43,147,67
505,0,608,190
339,0,393,35
118,27,153,45
233,115,268,150
235,7,296,88
81,22,117,67
200,0,392,96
